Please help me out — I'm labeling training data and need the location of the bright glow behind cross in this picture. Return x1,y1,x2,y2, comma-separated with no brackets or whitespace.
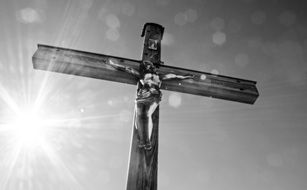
9,109,47,149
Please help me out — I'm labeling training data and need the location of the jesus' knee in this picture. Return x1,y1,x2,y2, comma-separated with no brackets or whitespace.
147,102,158,117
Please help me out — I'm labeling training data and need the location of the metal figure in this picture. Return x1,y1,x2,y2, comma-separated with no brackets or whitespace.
109,59,194,150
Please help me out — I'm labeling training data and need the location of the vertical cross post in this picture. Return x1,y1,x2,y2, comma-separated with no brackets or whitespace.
126,23,164,190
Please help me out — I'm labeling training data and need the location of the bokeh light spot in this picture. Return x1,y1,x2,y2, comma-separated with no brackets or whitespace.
185,9,198,23
106,28,120,41
212,31,226,46
279,11,296,27
174,12,187,26
16,7,43,24
168,93,182,108
200,74,207,80
211,69,219,75
107,100,113,106
106,14,121,29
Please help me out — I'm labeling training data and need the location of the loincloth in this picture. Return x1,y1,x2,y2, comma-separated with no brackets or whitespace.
135,90,161,104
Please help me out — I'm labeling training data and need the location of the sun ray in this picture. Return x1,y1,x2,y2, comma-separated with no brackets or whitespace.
33,69,52,112
0,105,84,189
0,83,20,114
0,1,113,189
0,140,23,190
49,113,122,124
42,140,84,190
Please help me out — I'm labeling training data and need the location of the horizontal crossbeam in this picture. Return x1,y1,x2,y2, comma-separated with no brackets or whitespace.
32,44,259,104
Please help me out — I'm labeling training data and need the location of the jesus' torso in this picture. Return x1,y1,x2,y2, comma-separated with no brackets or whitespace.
136,73,162,102
142,73,161,87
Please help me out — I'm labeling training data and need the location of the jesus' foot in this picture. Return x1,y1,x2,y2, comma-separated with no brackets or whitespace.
144,142,152,150
138,143,146,149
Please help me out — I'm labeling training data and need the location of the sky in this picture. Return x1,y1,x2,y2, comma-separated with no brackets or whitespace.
0,0,307,189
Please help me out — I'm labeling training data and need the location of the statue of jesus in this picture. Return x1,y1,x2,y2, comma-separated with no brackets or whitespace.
108,59,194,150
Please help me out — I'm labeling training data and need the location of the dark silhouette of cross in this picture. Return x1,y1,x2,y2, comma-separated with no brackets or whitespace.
32,23,259,190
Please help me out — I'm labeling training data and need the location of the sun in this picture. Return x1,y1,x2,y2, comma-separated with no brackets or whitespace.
8,108,49,149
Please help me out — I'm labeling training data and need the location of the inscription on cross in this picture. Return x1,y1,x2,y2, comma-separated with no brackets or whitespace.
32,23,259,190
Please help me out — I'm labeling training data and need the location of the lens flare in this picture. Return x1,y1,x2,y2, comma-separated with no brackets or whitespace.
9,109,47,149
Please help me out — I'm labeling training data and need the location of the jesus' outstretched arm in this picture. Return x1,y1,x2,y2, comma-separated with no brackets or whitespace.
161,73,194,81
108,58,140,77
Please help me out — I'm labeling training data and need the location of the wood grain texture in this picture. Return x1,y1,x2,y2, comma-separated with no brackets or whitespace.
31,23,259,190
126,107,159,190
32,44,140,85
32,44,259,104
125,23,164,190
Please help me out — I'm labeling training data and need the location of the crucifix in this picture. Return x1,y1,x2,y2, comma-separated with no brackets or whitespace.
32,23,259,190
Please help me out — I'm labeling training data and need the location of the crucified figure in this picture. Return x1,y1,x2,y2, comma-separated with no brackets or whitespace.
108,59,194,150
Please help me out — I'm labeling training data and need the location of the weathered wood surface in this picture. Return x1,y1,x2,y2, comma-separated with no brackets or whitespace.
32,44,140,85
126,108,159,190
33,44,259,104
125,23,164,190
32,23,259,190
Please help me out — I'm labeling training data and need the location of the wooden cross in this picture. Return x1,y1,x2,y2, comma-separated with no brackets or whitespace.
32,23,259,190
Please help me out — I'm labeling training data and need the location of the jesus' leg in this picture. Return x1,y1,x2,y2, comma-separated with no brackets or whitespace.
147,102,158,142
136,102,149,148
142,101,159,150
136,100,158,150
